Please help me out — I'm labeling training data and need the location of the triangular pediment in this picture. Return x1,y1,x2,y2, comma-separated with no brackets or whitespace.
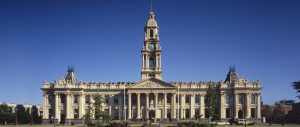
129,77,175,89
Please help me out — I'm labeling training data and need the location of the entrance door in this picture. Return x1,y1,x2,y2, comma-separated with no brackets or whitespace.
149,110,155,123
238,110,243,119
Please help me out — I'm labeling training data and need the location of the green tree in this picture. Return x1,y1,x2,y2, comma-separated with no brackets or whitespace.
83,102,93,126
261,104,272,124
272,104,284,124
292,81,300,99
204,83,218,121
93,94,111,126
16,104,31,124
0,103,13,124
31,106,42,124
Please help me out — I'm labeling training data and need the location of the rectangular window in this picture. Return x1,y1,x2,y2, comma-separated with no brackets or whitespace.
185,95,190,104
105,95,109,104
185,109,190,118
48,109,53,118
73,95,78,104
239,94,243,104
74,109,79,118
48,95,52,104
226,94,230,104
85,109,90,115
114,96,118,105
167,95,171,103
176,96,179,103
114,109,118,120
85,95,90,104
226,108,230,118
195,108,200,119
195,95,200,103
60,95,66,104
251,108,256,118
251,94,256,104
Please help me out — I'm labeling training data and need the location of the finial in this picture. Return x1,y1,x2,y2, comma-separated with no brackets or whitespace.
67,66,74,73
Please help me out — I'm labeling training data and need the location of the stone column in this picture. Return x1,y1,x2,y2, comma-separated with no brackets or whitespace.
66,93,71,119
109,94,114,116
118,95,123,120
128,93,132,119
171,93,176,119
180,94,185,119
234,93,239,118
163,93,167,119
55,93,60,119
43,94,49,119
146,55,149,69
200,94,205,118
246,93,251,118
257,94,261,118
79,93,85,119
70,94,74,119
146,93,149,119
155,93,158,118
137,93,141,119
220,93,225,119
190,94,195,119
142,54,145,68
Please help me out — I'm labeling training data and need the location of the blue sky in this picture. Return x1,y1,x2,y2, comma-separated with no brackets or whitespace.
0,0,299,105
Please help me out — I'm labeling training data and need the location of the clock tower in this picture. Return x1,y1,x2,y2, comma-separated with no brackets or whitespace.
141,10,162,80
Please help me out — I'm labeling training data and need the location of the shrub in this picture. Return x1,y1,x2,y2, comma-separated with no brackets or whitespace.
178,121,215,127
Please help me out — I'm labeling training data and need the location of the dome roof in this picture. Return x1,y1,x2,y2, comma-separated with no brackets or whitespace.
146,12,158,27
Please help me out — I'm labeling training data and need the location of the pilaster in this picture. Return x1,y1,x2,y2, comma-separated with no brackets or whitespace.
43,93,49,119
246,93,251,118
257,94,261,118
180,94,185,119
200,94,205,118
128,93,132,119
163,93,167,119
220,93,225,119
190,94,195,119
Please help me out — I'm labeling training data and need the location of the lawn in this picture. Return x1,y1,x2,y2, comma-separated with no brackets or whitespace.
0,124,300,127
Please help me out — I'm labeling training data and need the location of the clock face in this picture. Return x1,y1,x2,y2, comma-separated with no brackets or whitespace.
148,43,154,50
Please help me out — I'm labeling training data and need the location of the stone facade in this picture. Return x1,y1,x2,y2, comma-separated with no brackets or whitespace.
41,10,262,124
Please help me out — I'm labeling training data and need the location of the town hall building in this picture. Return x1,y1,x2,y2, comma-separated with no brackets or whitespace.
41,9,262,124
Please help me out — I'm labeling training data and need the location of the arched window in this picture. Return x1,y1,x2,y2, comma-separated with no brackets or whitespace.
150,29,154,38
149,57,155,68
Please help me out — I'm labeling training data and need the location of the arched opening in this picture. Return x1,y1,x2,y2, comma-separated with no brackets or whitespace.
149,57,155,69
150,29,154,38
